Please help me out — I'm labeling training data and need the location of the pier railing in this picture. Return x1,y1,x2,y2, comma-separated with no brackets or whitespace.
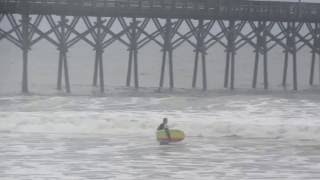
1,0,320,22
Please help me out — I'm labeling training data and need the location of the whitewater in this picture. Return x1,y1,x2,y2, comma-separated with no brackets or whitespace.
1,88,320,180
1,16,320,178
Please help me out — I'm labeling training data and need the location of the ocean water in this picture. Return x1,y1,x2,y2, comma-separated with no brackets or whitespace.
1,13,320,179
1,89,320,179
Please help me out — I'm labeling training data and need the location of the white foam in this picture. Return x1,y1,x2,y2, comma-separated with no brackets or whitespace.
1,94,320,140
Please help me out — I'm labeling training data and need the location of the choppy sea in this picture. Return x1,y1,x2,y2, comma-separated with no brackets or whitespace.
1,16,320,178
1,88,320,179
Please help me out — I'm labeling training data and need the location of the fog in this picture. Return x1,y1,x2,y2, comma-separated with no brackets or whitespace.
1,1,320,179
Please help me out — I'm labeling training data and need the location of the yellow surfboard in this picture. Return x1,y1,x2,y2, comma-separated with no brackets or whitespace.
156,129,185,142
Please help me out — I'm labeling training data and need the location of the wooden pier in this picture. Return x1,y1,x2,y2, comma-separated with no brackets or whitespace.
1,0,320,93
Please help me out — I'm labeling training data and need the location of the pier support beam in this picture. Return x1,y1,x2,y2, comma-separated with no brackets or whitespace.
57,16,71,93
159,47,174,90
159,18,174,90
92,17,105,93
309,49,316,85
293,47,298,90
21,13,30,93
309,23,320,86
252,46,259,88
263,45,268,89
224,20,236,90
94,48,104,93
252,21,268,89
57,49,70,93
126,18,139,89
126,47,139,88
92,53,98,87
192,19,207,90
224,50,230,88
282,22,298,90
155,18,183,91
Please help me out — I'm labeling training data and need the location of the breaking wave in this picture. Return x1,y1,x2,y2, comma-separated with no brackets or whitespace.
1,90,320,140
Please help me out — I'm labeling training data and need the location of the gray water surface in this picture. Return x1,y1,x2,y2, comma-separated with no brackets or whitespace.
1,133,320,180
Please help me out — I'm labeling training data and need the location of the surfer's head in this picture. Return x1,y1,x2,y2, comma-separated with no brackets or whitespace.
163,118,168,124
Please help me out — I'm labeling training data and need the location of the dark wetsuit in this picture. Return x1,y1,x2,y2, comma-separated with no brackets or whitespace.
157,123,167,130
157,123,171,140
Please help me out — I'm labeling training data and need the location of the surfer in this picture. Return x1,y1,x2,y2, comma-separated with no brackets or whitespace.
157,118,171,140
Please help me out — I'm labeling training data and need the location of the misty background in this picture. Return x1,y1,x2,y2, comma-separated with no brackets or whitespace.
1,0,320,95
1,1,320,179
